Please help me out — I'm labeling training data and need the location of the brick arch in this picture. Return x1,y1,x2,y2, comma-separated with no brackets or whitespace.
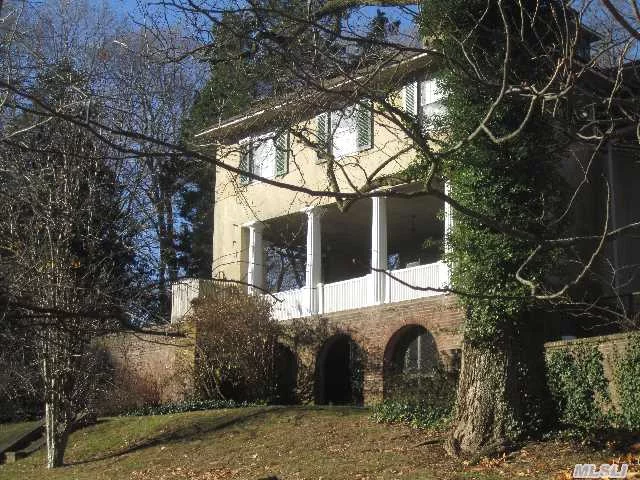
274,343,298,405
382,324,440,399
314,333,364,406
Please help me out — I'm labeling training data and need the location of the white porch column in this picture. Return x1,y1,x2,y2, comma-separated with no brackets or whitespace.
246,221,264,294
304,206,323,315
370,196,388,305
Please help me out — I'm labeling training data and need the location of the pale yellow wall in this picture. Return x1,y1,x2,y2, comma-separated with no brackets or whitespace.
211,92,420,282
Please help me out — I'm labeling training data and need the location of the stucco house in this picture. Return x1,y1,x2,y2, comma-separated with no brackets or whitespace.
171,51,640,406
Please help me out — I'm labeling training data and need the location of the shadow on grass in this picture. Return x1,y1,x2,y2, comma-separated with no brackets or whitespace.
66,404,371,467
66,407,279,466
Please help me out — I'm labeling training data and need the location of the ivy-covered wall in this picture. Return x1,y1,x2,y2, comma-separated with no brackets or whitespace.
544,332,640,432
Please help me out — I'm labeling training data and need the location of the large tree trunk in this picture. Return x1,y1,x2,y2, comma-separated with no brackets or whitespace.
445,319,550,459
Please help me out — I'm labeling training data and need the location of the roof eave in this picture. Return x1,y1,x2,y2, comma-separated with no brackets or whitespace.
195,52,436,144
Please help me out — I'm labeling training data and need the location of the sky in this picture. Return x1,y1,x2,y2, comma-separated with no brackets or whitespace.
107,0,419,32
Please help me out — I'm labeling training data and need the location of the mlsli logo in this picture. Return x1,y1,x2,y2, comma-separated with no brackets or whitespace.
572,463,629,479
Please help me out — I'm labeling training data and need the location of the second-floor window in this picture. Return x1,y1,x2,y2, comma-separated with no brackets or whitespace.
239,132,289,185
316,99,373,160
404,78,444,123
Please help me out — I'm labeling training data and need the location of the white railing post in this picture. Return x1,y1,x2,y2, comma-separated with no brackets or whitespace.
303,206,323,315
245,221,265,295
318,282,324,315
370,196,388,305
442,181,452,287
384,273,391,304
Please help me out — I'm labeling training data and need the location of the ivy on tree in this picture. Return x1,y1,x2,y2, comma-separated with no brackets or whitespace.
420,0,574,457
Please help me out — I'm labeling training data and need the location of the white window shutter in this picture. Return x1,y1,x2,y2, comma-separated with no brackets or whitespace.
404,81,418,116
356,99,373,150
275,132,289,176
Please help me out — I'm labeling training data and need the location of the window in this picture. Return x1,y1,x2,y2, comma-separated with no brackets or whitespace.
420,79,444,117
316,100,373,161
576,38,591,62
404,79,444,124
239,132,289,184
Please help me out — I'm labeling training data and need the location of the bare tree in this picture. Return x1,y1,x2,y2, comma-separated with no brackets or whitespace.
0,0,200,466
0,59,138,466
2,0,640,462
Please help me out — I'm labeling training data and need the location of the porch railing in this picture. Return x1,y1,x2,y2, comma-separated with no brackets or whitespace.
265,261,447,321
172,261,448,323
320,274,370,314
386,261,447,303
270,287,308,321
170,279,200,324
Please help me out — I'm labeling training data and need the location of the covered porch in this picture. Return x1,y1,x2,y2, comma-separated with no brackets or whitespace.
244,185,452,321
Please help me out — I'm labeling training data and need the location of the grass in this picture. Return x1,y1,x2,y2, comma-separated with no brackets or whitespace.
0,406,632,480
0,421,41,448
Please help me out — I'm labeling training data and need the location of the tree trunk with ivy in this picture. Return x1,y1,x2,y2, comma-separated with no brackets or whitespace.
447,341,516,457
446,320,550,458
421,0,572,458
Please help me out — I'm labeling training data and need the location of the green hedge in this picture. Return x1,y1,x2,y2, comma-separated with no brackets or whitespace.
612,336,640,430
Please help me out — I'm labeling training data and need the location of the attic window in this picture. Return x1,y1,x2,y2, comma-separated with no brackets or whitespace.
239,132,289,184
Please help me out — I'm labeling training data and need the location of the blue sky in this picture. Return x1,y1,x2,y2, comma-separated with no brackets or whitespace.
108,0,419,31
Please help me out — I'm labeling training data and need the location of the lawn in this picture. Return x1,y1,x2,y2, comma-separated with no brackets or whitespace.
0,421,41,448
0,406,633,480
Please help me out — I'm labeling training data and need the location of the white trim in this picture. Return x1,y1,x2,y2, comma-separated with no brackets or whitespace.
196,53,431,138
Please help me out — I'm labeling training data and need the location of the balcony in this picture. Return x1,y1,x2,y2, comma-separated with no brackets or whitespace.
246,184,452,321
265,261,448,321
171,184,452,324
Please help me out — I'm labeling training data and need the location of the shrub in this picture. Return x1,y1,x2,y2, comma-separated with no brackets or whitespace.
384,365,457,410
612,335,640,430
187,287,284,404
373,364,456,429
371,400,451,429
545,345,610,433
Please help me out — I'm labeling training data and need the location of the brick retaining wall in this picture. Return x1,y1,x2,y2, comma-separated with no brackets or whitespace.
100,330,194,411
544,332,637,408
104,297,636,410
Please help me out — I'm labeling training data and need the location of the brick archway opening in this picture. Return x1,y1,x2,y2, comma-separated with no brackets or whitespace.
383,324,441,400
314,334,364,406
274,344,298,405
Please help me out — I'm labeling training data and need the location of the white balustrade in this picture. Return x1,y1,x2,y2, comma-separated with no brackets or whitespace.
386,261,445,303
241,262,449,322
321,274,370,314
269,287,308,321
170,279,200,323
